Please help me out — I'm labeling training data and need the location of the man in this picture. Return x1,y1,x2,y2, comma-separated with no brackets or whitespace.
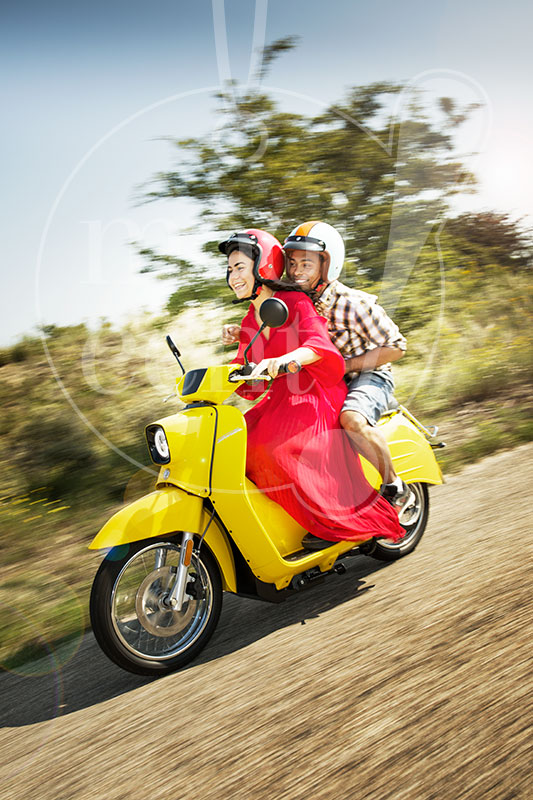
223,219,413,512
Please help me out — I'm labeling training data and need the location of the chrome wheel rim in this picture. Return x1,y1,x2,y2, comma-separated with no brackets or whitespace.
110,541,213,660
377,483,425,550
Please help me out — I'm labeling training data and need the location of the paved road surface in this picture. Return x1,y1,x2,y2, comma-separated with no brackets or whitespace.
1,444,532,800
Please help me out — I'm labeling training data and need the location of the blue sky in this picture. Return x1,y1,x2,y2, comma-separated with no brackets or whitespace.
2,0,532,344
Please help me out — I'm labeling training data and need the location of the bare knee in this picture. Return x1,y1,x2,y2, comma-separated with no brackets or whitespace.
340,410,368,435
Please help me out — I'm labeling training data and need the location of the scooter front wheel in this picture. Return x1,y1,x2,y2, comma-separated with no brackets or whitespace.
367,482,429,562
90,535,222,676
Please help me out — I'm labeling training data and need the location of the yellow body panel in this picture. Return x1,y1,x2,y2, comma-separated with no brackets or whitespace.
177,364,243,405
141,403,442,591
151,407,217,497
360,412,443,487
88,487,236,592
381,412,443,485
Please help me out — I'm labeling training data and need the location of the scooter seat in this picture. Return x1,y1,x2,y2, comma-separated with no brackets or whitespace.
377,396,399,420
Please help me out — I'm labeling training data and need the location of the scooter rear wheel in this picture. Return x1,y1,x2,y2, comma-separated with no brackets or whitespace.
367,482,429,562
90,535,222,675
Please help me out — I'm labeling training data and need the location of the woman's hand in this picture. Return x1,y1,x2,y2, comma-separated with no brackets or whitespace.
249,357,285,380
250,347,321,380
222,324,241,345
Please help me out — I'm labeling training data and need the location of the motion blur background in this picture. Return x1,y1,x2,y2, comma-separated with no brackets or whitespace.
3,0,532,340
1,0,532,669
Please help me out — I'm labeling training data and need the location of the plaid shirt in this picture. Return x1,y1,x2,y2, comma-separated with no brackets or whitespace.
314,280,406,377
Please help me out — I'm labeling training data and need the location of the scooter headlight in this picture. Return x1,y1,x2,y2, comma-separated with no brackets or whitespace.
146,424,170,464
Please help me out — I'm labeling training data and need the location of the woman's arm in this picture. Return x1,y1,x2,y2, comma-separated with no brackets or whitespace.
249,346,320,379
290,294,345,386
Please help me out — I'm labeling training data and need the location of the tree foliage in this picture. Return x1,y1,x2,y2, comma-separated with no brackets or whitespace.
443,212,532,273
140,46,532,325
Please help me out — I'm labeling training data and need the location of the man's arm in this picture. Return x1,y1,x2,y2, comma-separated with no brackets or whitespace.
344,346,404,375
340,292,406,374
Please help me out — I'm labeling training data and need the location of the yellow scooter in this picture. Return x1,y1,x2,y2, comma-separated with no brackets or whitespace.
89,299,444,676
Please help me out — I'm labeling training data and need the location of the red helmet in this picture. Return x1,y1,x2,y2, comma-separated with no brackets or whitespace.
219,229,285,285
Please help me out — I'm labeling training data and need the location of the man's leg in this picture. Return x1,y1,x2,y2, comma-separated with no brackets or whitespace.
340,371,414,511
340,409,396,484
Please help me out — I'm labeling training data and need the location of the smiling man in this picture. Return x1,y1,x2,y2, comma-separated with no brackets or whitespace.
282,221,413,512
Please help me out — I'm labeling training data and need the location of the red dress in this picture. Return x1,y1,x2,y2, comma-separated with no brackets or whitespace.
234,291,403,543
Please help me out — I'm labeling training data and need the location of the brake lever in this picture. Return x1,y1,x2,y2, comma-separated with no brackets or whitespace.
228,369,272,383
228,360,301,383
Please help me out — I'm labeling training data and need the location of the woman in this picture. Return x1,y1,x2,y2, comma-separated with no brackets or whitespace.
219,228,403,548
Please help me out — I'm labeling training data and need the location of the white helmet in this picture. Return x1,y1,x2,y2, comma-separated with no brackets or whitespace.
283,221,345,283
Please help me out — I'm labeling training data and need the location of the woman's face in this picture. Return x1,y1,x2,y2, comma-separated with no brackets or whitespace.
227,250,256,299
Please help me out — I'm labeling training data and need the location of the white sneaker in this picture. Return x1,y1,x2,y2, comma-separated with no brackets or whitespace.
382,480,415,512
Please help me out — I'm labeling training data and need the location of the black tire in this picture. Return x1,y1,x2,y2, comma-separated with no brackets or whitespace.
90,535,222,676
364,482,429,562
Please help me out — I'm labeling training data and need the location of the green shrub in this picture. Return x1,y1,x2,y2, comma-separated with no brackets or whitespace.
11,411,98,497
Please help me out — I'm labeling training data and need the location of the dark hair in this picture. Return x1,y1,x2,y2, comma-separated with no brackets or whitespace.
261,277,319,304
226,242,257,261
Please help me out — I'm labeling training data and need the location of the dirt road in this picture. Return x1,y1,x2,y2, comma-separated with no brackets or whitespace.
1,444,532,800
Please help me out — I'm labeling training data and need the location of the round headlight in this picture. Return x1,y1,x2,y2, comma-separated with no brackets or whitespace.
153,427,170,460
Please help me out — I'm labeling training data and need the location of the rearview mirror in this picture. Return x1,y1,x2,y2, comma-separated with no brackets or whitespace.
243,298,289,365
259,297,288,328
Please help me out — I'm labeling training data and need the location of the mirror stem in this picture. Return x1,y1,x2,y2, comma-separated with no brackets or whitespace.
166,335,186,375
243,322,266,365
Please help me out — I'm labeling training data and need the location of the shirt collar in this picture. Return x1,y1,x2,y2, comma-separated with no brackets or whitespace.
316,280,338,310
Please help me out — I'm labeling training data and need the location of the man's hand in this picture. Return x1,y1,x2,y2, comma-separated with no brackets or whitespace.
222,324,241,345
344,346,404,374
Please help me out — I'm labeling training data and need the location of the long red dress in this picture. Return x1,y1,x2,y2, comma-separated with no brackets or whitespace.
234,291,403,543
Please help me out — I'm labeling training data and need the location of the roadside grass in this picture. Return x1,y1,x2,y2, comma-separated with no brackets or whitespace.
0,489,107,672
432,401,533,474
393,271,533,472
0,562,87,675
1,631,84,675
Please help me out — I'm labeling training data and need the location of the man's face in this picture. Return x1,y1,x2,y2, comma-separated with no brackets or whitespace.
285,250,323,292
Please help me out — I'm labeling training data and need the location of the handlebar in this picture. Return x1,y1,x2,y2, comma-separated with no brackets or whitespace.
277,360,302,375
229,360,301,382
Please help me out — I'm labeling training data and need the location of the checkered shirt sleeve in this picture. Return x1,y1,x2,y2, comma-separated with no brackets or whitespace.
322,287,406,359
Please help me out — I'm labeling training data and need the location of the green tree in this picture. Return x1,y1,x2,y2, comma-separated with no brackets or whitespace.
442,211,532,274
143,82,475,286
139,42,531,333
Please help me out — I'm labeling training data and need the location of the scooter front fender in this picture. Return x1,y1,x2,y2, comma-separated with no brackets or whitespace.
88,487,236,592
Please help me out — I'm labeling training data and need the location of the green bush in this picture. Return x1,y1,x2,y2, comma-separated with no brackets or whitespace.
11,411,98,497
